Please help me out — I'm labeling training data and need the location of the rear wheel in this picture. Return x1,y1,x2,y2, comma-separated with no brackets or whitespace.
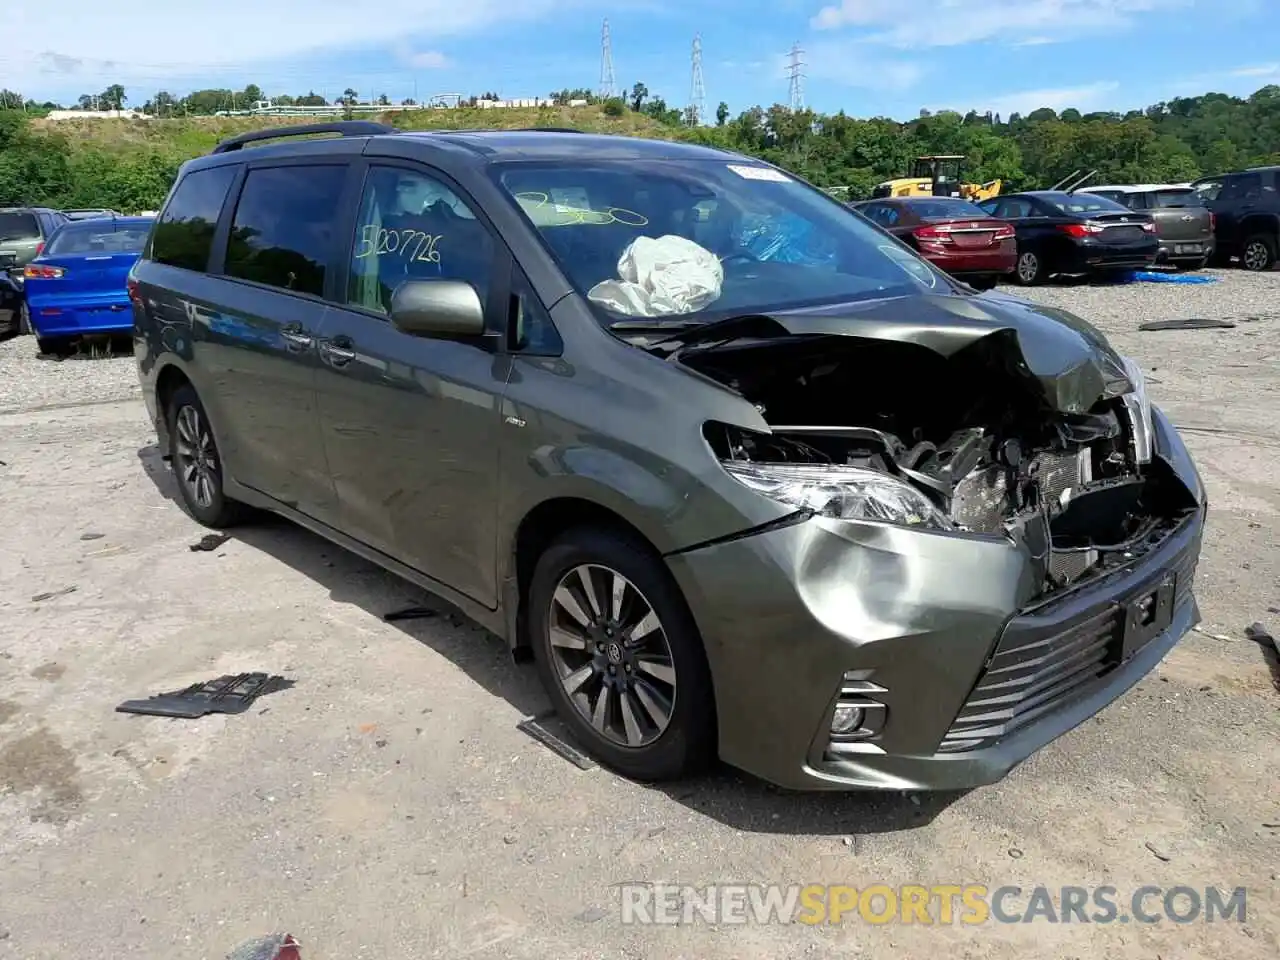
166,384,246,528
36,336,71,357
966,275,998,290
1014,250,1045,285
528,527,716,782
17,302,32,335
1240,234,1277,272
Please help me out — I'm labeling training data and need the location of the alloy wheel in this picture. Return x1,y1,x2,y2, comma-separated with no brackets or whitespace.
1243,241,1270,271
1017,252,1039,283
547,564,678,748
174,404,219,509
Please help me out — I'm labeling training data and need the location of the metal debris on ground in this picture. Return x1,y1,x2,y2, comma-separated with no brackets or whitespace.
226,933,302,960
1192,626,1240,642
116,672,294,719
1138,318,1236,332
517,713,598,771
31,585,77,602
190,532,232,552
382,605,439,622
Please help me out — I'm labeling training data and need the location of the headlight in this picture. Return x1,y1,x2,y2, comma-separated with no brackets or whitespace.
1119,355,1154,464
721,460,953,530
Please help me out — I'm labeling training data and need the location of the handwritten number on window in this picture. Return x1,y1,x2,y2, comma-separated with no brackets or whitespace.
354,224,442,263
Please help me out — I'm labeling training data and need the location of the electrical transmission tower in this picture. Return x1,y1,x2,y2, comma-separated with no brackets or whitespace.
600,20,617,100
689,34,706,126
786,42,806,112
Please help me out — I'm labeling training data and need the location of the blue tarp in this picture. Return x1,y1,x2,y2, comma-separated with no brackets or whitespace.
1121,270,1219,284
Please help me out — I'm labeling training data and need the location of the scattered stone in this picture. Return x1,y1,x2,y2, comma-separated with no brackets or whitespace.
1009,847,1024,859
575,906,608,923
31,585,77,603
503,834,517,845
79,532,104,541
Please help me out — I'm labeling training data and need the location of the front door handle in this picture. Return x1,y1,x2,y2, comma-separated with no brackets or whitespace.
319,335,356,368
280,322,313,350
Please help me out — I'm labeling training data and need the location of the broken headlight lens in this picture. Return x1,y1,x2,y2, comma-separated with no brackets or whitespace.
1119,355,1154,464
721,461,953,530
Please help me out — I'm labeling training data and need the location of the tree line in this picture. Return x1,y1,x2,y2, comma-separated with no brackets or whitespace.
0,82,1276,212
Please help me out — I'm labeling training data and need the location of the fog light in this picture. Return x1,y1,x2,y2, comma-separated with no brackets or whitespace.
831,703,865,735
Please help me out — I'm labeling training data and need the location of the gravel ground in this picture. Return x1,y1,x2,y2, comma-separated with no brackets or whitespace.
0,337,139,414
0,271,1277,959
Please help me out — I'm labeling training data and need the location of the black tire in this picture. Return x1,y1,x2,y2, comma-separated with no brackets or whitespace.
165,383,246,528
17,301,32,335
528,526,717,782
1014,249,1045,285
1174,257,1209,272
1239,234,1277,272
36,336,70,357
967,275,998,291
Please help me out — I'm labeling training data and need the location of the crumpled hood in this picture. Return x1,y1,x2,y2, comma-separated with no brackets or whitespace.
669,290,1133,415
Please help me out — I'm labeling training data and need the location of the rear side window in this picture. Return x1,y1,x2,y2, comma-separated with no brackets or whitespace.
224,165,347,297
0,212,40,242
47,224,152,256
151,166,237,271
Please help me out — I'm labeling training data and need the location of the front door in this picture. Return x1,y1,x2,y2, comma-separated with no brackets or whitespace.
199,160,353,520
314,162,509,606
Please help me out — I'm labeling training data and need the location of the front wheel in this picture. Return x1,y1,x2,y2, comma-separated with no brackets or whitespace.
528,527,717,782
1240,234,1277,272
166,384,246,528
966,275,998,290
1014,249,1045,285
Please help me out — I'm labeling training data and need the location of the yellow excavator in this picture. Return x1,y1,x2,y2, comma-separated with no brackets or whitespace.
870,156,1002,202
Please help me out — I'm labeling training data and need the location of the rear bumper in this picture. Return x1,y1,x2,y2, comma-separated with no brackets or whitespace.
924,251,1016,275
1069,239,1159,271
27,299,133,337
1155,238,1214,262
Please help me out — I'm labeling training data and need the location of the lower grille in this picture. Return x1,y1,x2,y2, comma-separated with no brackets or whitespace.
938,605,1123,753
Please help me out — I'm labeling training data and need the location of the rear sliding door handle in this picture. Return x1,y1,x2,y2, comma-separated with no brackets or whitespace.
318,336,356,368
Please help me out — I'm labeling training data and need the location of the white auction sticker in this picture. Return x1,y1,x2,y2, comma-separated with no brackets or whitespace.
726,164,791,182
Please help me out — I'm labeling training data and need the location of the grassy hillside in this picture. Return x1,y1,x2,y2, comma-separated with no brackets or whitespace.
29,105,677,156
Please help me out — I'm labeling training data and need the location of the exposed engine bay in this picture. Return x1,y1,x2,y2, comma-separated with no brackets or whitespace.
643,326,1200,598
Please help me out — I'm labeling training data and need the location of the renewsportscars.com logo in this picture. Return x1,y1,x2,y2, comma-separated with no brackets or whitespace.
619,884,1248,926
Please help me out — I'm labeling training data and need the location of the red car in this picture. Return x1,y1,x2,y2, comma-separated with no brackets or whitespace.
850,196,1016,289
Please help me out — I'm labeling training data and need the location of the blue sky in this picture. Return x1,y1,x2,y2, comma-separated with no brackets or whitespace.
4,0,1277,119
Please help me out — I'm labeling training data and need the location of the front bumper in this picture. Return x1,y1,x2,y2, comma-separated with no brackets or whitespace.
666,408,1205,791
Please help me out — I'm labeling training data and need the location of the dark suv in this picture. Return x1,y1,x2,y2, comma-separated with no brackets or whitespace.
0,206,69,334
131,122,1206,791
1190,166,1280,271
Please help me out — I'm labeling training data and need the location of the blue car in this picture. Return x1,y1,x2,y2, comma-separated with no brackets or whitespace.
23,216,154,353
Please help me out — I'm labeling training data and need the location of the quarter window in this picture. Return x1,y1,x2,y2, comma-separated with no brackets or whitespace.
223,165,347,297
509,268,562,355
347,166,495,316
150,165,237,272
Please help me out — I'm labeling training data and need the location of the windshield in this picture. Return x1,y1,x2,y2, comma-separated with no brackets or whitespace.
1044,193,1131,215
46,222,153,256
492,159,943,321
0,212,40,242
908,198,991,219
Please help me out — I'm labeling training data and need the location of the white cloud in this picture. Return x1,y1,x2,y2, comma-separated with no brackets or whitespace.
811,0,1196,47
1,0,601,91
392,45,452,70
951,81,1122,116
1228,62,1280,79
802,41,926,92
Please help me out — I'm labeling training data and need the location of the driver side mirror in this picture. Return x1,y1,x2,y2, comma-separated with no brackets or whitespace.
390,279,486,338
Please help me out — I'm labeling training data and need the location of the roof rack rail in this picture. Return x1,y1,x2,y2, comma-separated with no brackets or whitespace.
211,121,398,154
519,127,587,134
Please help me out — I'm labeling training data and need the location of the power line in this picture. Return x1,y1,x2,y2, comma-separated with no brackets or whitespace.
786,41,805,113
689,34,706,126
599,19,616,100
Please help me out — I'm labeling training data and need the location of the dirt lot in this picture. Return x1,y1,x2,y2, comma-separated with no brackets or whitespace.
1,271,1277,959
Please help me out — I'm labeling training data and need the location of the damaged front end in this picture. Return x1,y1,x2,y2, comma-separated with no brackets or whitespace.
643,304,1199,603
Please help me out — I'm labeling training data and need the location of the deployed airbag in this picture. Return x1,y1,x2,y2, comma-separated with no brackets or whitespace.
588,235,724,317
